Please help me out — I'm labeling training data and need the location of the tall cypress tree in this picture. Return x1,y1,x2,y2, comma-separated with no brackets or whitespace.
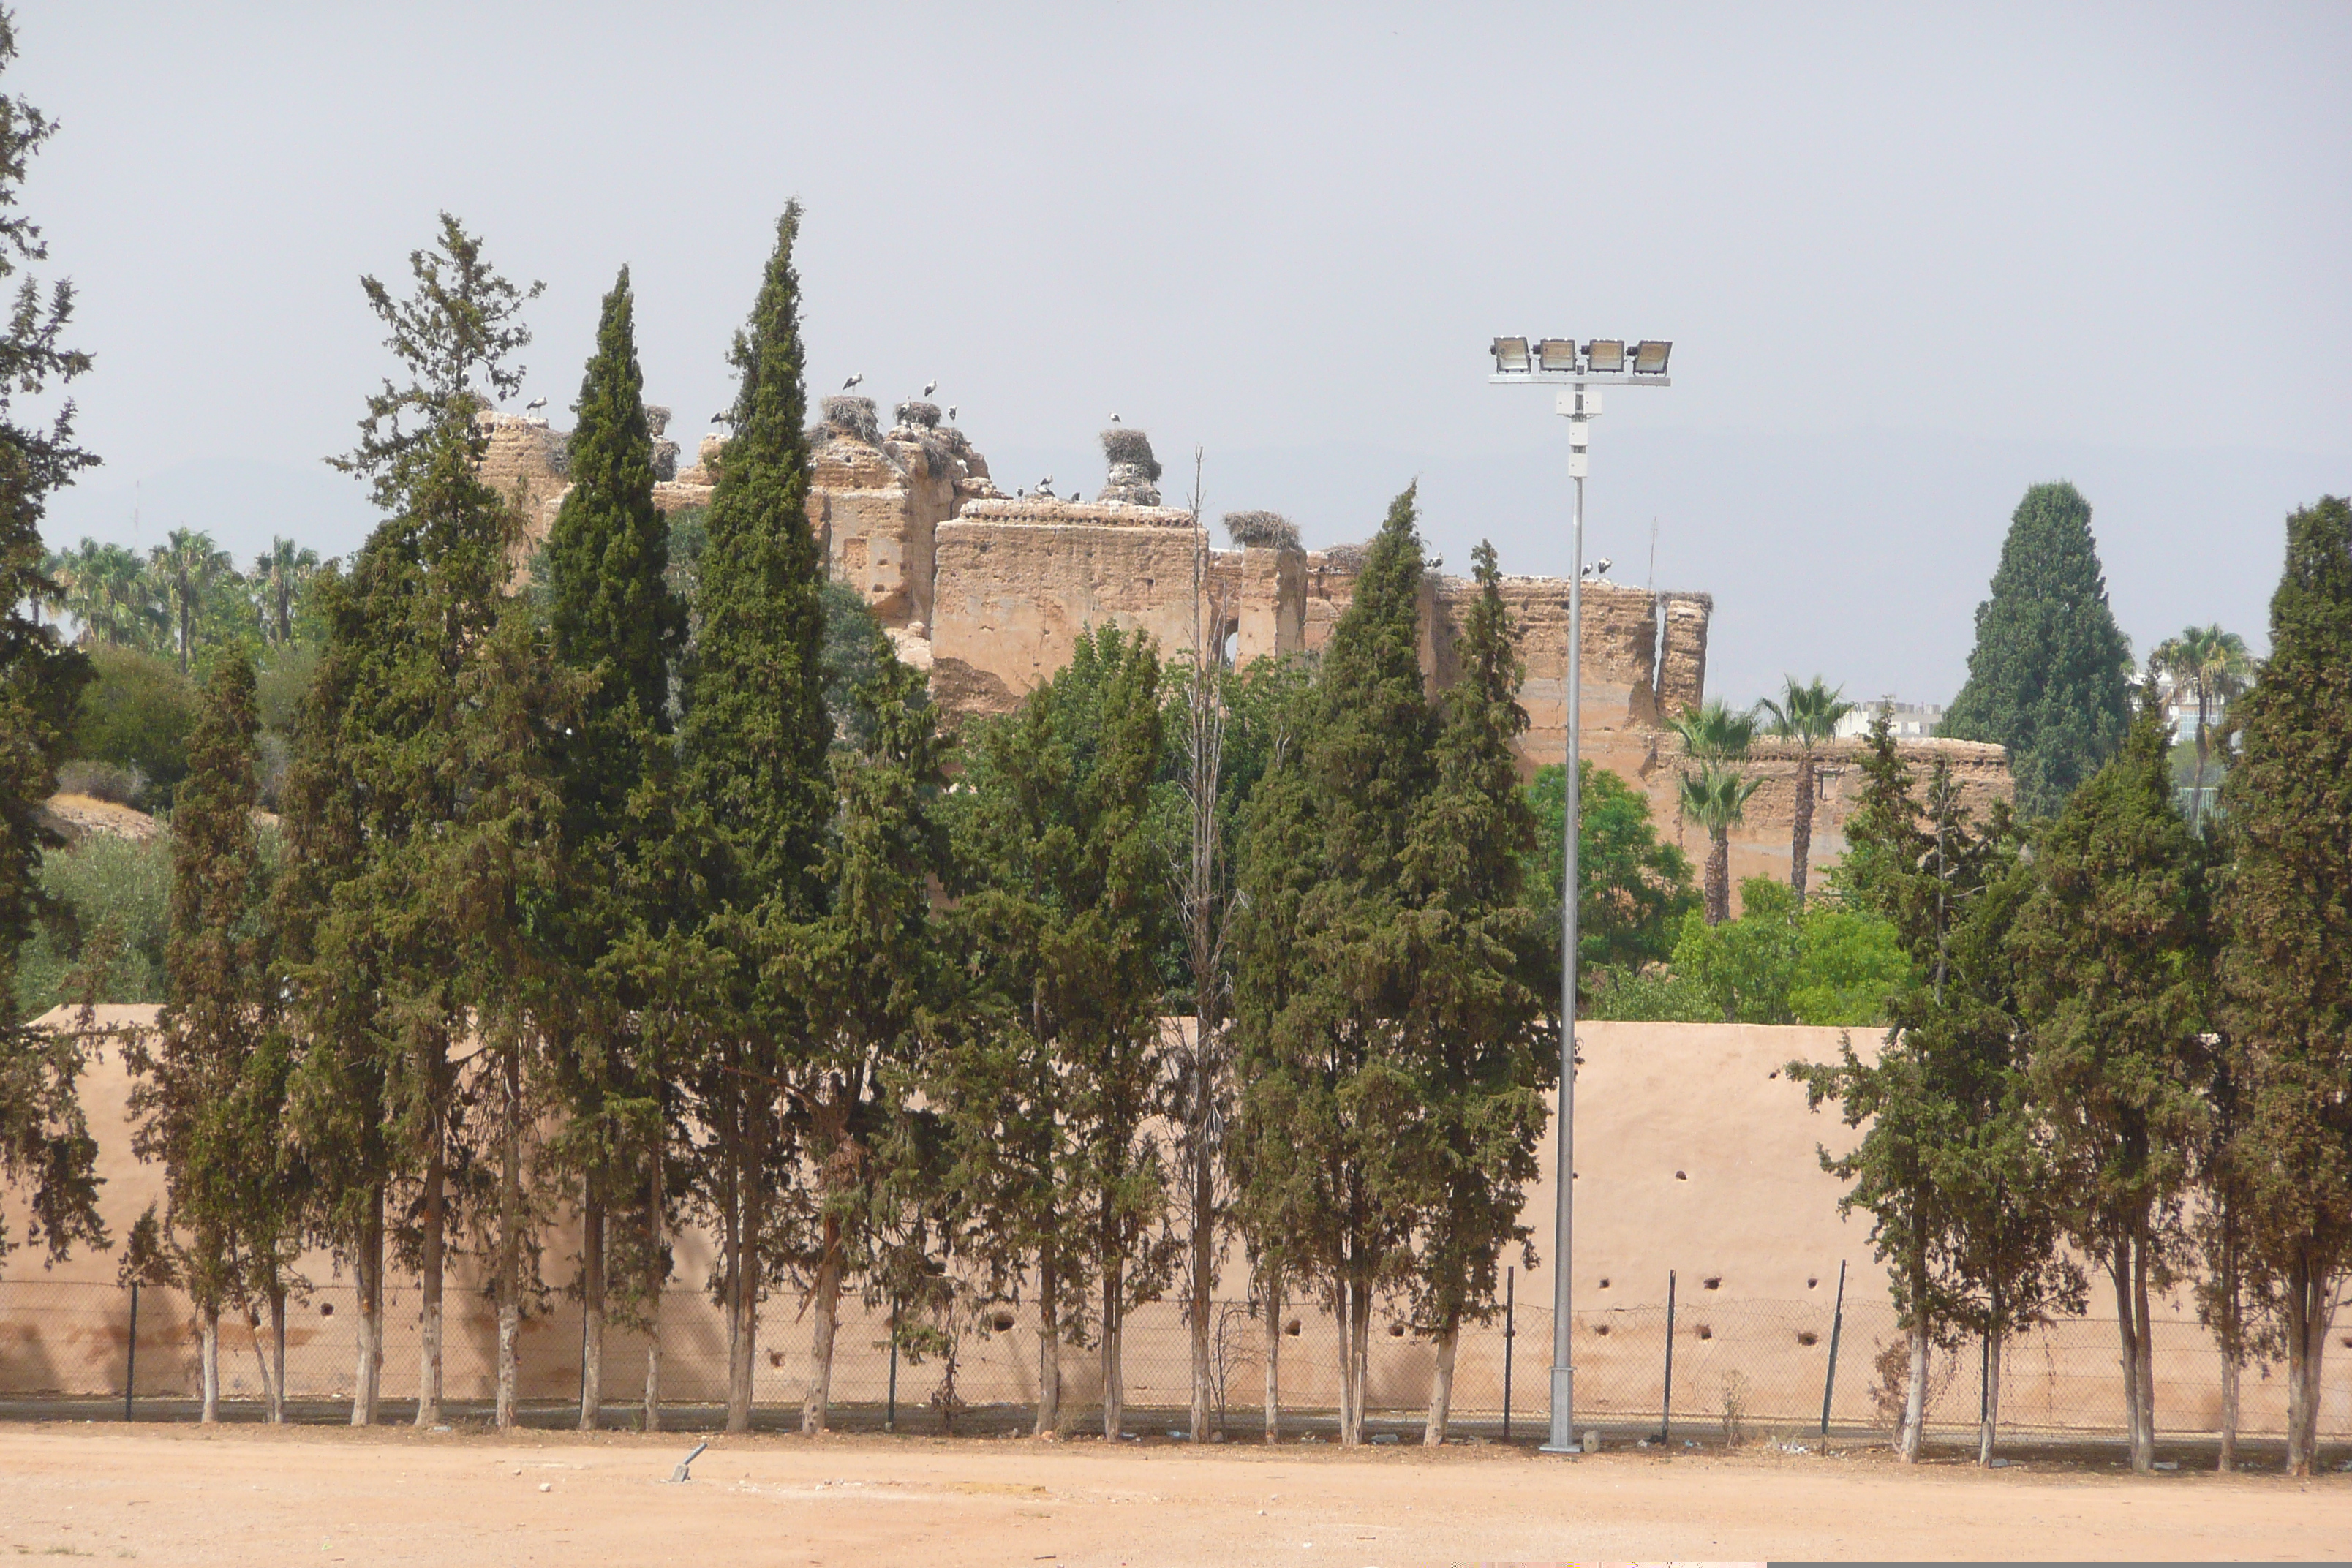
0,4,104,1280
668,203,833,1432
542,265,682,1430
1391,540,1549,1444
2011,695,2209,1474
129,654,265,1423
1942,481,2133,818
1233,483,1436,1447
284,213,548,1427
2220,494,2352,1477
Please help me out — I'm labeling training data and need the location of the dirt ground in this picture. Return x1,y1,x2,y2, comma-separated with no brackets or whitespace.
1,1423,2345,1565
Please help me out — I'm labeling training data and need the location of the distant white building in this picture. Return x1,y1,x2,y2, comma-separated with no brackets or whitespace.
1834,698,1945,740
2155,671,2230,744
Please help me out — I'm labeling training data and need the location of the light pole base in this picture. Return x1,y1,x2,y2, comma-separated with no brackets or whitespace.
1539,1365,1578,1454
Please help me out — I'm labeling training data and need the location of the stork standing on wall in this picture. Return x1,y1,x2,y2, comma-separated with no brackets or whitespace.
525,396,546,415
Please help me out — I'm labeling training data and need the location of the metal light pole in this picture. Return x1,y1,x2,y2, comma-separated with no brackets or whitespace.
1488,336,1672,1455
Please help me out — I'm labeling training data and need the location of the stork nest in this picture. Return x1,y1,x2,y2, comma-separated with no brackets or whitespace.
893,399,942,430
820,396,881,445
1223,510,1300,551
1099,426,1161,480
1320,541,1372,572
644,404,672,437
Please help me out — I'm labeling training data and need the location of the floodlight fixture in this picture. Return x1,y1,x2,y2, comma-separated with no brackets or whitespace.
1491,336,1532,374
1537,338,1581,374
1632,339,1673,375
1583,339,1627,374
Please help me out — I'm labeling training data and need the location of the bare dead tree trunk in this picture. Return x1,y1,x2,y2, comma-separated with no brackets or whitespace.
494,1038,522,1431
1423,1320,1458,1446
578,1185,603,1432
1036,1252,1061,1436
199,1306,219,1425
352,1185,383,1427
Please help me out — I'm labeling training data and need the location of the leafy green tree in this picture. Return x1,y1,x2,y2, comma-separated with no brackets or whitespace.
67,645,197,802
667,205,834,1433
1233,485,1436,1447
283,212,549,1428
1669,699,1758,924
2217,494,2352,1477
126,654,270,1422
1942,481,2133,819
1523,761,1697,981
2011,696,2210,1473
144,527,232,674
540,265,684,1430
772,647,947,1432
939,625,1176,1439
0,3,103,1279
1388,541,1550,1443
1666,878,1910,1028
1757,675,1855,907
252,538,323,648
2151,624,2253,832
53,539,154,649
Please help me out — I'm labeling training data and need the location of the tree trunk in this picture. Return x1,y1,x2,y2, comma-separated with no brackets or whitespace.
351,1186,383,1428
802,1210,843,1434
643,1151,663,1433
1189,1123,1213,1444
199,1306,219,1425
2284,1248,2333,1477
2131,1240,2158,1472
495,1039,522,1432
1335,1280,1359,1448
725,1107,764,1434
1978,1333,2001,1466
2218,1350,2239,1473
1705,829,1731,925
1101,1254,1126,1441
2110,1255,2147,1473
578,1186,603,1432
1790,751,1817,908
1897,1319,1928,1463
418,1134,445,1429
1423,1321,1458,1446
1036,1255,1060,1436
1350,1297,1372,1447
1262,1267,1282,1445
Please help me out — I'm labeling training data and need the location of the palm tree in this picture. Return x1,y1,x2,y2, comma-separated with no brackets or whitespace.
2151,624,2253,830
1678,764,1762,926
1755,674,1855,908
1668,698,1760,924
252,535,322,646
146,527,232,671
60,538,158,649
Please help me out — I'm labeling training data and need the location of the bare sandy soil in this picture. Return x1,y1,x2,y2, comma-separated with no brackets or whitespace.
1,1423,2344,1565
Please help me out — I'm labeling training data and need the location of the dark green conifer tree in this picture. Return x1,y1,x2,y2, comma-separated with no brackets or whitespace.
541,265,683,1429
1232,484,1436,1447
129,655,267,1423
1942,481,2133,818
668,204,833,1433
0,4,105,1279
1390,541,1550,1444
2218,494,2352,1477
2011,693,2210,1474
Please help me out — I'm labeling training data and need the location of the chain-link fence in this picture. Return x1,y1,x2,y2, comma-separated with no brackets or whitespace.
4,1275,2345,1445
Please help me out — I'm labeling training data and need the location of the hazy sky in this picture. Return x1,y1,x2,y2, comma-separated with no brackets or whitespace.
26,2,2351,705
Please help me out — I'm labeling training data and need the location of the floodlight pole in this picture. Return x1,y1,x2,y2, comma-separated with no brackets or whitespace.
1488,341,1670,1457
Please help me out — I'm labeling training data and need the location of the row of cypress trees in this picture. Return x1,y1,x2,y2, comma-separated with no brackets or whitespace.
1797,493,2352,1478
56,204,1558,1450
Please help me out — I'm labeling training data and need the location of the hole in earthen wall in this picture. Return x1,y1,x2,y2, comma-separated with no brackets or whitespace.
1696,1324,1713,1341
991,1309,1017,1333
1703,1277,1722,1291
1797,1330,1819,1346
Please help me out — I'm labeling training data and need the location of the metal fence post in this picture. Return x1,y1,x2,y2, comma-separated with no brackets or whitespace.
1501,1267,1515,1442
1820,1259,1846,1436
1660,1270,1676,1444
123,1281,138,1423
